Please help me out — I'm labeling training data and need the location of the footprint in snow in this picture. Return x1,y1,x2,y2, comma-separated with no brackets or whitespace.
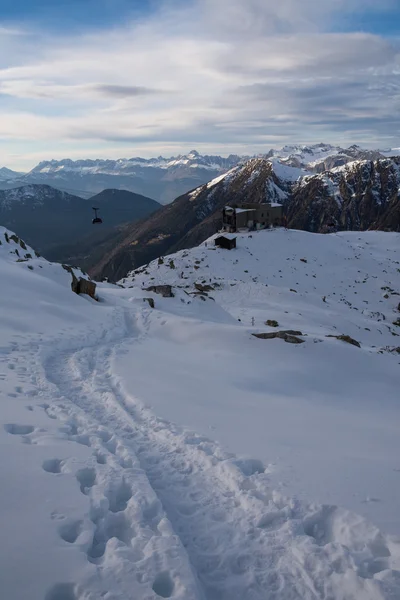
44,582,77,600
39,403,57,420
152,572,175,598
76,467,96,494
58,519,83,544
4,423,34,435
42,458,65,474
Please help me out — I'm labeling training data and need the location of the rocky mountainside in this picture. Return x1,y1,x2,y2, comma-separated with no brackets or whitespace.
289,158,400,232
90,155,400,282
0,185,160,260
0,144,392,204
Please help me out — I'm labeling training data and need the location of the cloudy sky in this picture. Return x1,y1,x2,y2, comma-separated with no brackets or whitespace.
1,0,400,170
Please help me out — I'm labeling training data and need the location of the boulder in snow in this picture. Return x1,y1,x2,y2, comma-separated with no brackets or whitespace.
62,265,97,300
144,285,174,298
143,297,155,308
253,330,304,344
326,334,361,348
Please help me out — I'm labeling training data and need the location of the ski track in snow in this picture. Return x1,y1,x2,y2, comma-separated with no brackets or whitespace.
3,306,397,600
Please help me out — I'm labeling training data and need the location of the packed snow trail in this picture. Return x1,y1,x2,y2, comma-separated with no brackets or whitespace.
32,307,399,600
1,227,400,599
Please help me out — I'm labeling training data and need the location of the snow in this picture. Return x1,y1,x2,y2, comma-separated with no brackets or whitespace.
206,168,238,189
268,158,308,181
1,225,400,599
234,207,254,213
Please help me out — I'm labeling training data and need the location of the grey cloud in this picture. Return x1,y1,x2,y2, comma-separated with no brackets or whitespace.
91,84,165,97
1,0,400,158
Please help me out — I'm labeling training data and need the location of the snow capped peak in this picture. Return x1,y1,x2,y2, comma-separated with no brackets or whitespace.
0,166,23,181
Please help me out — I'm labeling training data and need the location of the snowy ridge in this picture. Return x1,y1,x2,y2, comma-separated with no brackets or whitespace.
1,226,400,599
0,184,74,209
29,151,244,177
1,143,398,205
2,143,394,184
0,167,23,181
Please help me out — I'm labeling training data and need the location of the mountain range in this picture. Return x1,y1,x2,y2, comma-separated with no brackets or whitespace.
90,152,400,281
0,151,243,204
1,144,399,280
1,144,398,205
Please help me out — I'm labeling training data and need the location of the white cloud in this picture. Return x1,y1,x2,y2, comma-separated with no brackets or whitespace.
0,0,399,168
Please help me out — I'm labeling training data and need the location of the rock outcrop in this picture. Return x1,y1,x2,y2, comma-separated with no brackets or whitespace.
326,334,361,348
253,330,305,344
62,265,97,300
144,285,174,298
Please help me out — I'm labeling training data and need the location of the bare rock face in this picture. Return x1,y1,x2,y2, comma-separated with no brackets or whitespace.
62,264,97,300
144,285,174,298
253,330,304,344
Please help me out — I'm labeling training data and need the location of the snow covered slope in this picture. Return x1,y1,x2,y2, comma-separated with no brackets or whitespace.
1,225,400,600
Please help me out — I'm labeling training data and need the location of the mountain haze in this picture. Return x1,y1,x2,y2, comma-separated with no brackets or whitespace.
0,151,244,204
0,184,160,261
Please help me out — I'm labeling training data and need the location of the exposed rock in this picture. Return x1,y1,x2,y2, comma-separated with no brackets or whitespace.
144,297,155,309
144,285,174,298
326,334,361,348
194,282,214,293
265,320,279,327
253,330,304,344
393,318,400,327
382,346,400,355
62,264,97,300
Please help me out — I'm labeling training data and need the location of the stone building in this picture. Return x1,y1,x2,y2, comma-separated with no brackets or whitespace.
222,202,283,233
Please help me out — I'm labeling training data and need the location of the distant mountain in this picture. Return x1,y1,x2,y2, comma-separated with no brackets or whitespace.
0,151,244,204
0,167,24,181
0,185,160,262
90,154,400,282
2,144,389,205
0,145,394,204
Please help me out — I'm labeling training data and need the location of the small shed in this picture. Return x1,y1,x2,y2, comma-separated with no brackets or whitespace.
215,235,236,250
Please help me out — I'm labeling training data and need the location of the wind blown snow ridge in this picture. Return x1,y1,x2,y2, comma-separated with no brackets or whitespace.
1,226,400,599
